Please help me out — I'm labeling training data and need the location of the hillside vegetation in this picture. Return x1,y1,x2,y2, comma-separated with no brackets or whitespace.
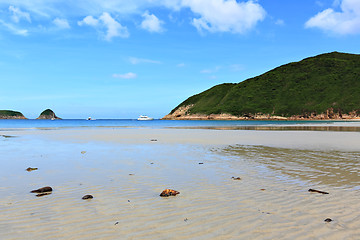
0,110,26,119
37,109,61,119
166,52,360,119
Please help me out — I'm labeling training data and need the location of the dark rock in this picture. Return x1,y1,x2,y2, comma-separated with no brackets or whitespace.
1,135,16,138
198,163,204,165
36,192,51,197
231,177,241,180
31,186,52,193
308,189,329,194
26,167,38,172
324,218,333,222
160,189,180,197
150,139,157,142
82,195,93,200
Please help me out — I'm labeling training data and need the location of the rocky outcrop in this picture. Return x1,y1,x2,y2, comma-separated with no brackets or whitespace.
37,109,61,119
0,110,27,119
162,105,360,121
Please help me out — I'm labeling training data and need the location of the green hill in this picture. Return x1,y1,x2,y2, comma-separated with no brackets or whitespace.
37,109,61,119
163,52,360,120
0,110,26,119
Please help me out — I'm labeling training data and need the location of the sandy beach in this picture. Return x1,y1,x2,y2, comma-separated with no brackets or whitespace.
1,126,360,239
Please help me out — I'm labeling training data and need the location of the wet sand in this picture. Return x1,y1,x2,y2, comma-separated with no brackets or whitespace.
0,127,360,239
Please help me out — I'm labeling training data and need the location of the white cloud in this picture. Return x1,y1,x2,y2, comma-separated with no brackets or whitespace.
99,12,129,40
200,69,212,74
177,63,185,67
78,16,99,27
112,72,137,79
129,57,161,64
201,66,221,74
53,18,70,29
141,11,164,33
9,5,31,23
0,19,28,36
275,19,285,26
182,0,266,34
305,0,360,35
1,0,266,37
78,12,129,41
229,64,244,72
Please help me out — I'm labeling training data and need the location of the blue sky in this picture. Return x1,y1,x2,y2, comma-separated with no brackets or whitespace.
0,0,360,119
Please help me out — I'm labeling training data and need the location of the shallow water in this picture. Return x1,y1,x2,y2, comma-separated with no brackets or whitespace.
221,145,360,190
0,129,360,239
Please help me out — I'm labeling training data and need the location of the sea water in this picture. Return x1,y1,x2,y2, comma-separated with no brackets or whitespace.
0,118,342,130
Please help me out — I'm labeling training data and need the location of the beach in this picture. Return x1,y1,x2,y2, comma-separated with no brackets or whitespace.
1,125,360,239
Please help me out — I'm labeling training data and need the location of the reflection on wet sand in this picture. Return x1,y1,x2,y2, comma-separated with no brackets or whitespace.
172,125,360,132
222,145,360,189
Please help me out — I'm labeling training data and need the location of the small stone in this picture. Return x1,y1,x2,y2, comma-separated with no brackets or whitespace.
160,189,180,197
26,167,38,172
82,195,93,200
129,174,135,176
114,222,119,225
198,163,204,165
324,218,333,222
1,135,15,138
150,139,157,142
308,189,329,194
231,177,241,180
31,186,52,193
260,189,266,191
36,192,51,197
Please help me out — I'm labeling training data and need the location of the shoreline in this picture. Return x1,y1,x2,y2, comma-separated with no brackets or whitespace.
162,113,360,121
162,105,360,121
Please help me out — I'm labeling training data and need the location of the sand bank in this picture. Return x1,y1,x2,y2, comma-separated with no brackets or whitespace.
4,126,360,151
0,127,359,239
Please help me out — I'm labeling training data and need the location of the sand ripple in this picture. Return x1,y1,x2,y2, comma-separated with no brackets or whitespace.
1,131,360,239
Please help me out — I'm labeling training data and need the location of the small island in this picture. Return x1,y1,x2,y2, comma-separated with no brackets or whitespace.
36,109,61,120
163,52,360,120
0,110,27,119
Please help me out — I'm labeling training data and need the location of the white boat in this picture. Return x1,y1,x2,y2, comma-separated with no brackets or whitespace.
137,115,154,121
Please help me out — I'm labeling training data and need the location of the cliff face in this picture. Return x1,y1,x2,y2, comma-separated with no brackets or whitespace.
163,52,360,120
36,109,61,119
0,110,27,119
162,106,360,120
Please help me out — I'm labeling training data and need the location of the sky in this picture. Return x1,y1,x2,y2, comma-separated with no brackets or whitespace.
0,0,360,119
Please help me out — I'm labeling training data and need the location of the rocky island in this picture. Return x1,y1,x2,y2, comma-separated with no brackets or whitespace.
36,109,61,119
163,52,360,120
0,110,27,119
